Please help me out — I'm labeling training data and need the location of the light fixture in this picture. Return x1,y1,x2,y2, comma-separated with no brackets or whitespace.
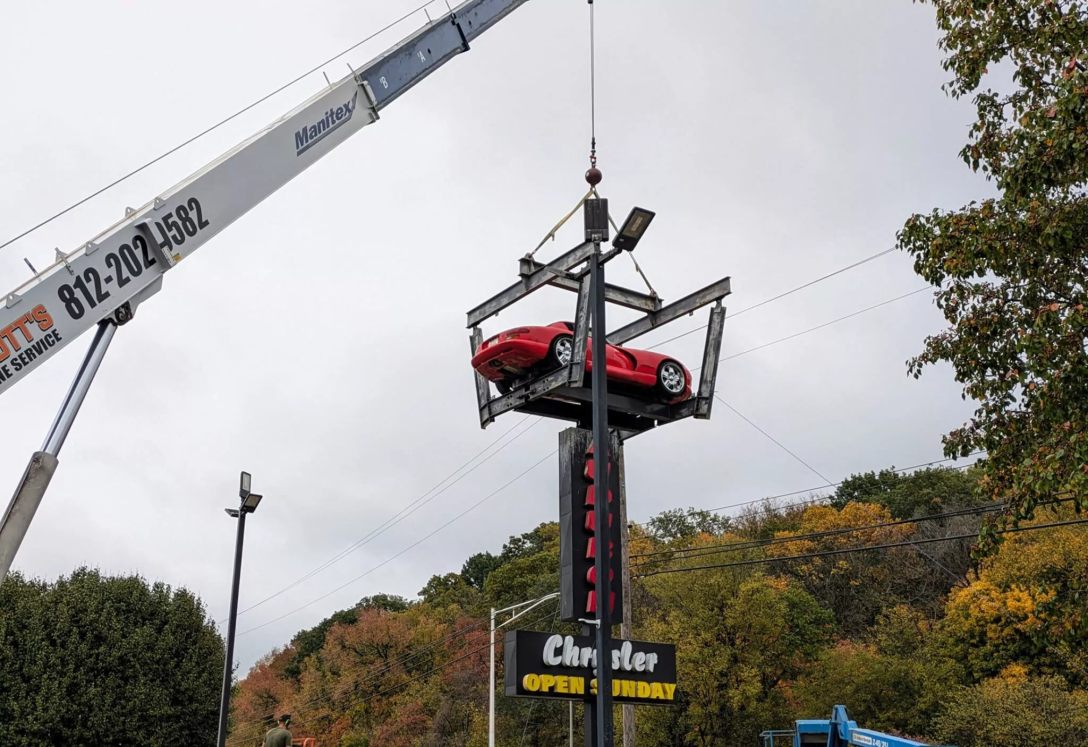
612,207,655,252
239,471,252,500
242,493,263,513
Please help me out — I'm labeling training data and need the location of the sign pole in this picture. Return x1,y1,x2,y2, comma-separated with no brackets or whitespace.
589,214,613,747
618,446,636,747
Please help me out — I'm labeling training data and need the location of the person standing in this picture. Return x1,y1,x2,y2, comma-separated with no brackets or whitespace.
264,714,292,747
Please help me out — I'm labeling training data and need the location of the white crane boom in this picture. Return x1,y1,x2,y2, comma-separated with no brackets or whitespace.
0,0,531,398
0,0,536,584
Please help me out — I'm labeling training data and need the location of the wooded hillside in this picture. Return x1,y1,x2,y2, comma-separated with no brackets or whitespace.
229,466,1088,747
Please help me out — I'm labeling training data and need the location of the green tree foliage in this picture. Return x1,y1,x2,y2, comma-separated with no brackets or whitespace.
791,607,964,738
638,569,833,746
900,1,1088,548
832,466,982,519
935,675,1088,747
644,507,731,541
0,567,223,747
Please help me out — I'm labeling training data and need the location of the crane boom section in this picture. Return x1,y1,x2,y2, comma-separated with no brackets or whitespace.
0,0,531,398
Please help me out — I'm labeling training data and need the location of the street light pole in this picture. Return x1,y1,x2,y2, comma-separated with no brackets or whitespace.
217,472,263,747
488,592,560,747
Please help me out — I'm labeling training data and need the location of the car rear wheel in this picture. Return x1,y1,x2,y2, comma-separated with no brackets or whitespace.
549,335,574,369
495,380,512,395
656,360,686,399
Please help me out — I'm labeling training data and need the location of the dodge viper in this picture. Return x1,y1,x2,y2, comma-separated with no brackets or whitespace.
471,322,691,403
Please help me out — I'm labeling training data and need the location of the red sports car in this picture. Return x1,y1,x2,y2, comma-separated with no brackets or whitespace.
471,322,691,403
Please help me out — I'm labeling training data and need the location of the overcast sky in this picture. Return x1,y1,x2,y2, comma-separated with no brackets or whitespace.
0,0,986,671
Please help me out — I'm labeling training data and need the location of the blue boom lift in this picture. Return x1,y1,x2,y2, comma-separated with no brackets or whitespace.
760,706,951,747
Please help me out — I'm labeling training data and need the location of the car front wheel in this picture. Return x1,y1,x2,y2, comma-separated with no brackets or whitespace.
656,360,686,399
549,335,574,369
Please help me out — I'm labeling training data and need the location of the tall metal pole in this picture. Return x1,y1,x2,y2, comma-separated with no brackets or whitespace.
0,320,117,585
489,606,497,747
217,506,247,747
618,446,635,747
590,241,613,747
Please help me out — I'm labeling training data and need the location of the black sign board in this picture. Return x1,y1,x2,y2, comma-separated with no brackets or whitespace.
559,428,623,623
504,629,677,706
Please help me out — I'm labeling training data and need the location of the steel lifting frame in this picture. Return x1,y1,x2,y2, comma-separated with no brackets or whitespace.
466,241,731,439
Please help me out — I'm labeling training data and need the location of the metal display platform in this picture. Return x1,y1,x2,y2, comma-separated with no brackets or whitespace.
466,237,730,439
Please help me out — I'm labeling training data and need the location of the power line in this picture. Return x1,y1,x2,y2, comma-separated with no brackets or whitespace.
232,415,540,620
630,457,985,544
0,2,434,255
635,517,1088,577
646,248,898,351
238,450,557,636
715,395,833,485
680,452,984,518
631,501,1009,562
628,454,986,542
718,287,930,364
704,453,983,513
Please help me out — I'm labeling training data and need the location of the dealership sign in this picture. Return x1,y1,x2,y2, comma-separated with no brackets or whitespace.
504,630,677,706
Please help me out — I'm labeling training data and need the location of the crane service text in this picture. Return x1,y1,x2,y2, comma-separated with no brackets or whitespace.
0,305,60,383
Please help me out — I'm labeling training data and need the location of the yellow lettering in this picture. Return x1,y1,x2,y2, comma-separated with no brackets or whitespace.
570,677,585,695
622,680,636,697
612,679,621,696
650,683,665,700
540,674,556,693
556,676,569,694
637,682,651,698
590,678,598,695
523,674,540,692
664,683,677,700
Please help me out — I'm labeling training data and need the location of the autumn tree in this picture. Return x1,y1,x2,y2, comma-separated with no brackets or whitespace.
935,675,1088,747
769,503,962,633
790,606,964,738
637,568,832,746
937,508,1088,683
901,1,1088,547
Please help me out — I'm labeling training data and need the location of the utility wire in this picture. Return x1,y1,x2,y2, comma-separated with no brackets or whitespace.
238,450,557,636
232,415,539,620
635,517,1088,577
628,454,987,543
700,452,986,516
646,248,899,351
632,460,983,544
631,502,1011,562
715,395,833,486
718,288,930,364
0,2,434,254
